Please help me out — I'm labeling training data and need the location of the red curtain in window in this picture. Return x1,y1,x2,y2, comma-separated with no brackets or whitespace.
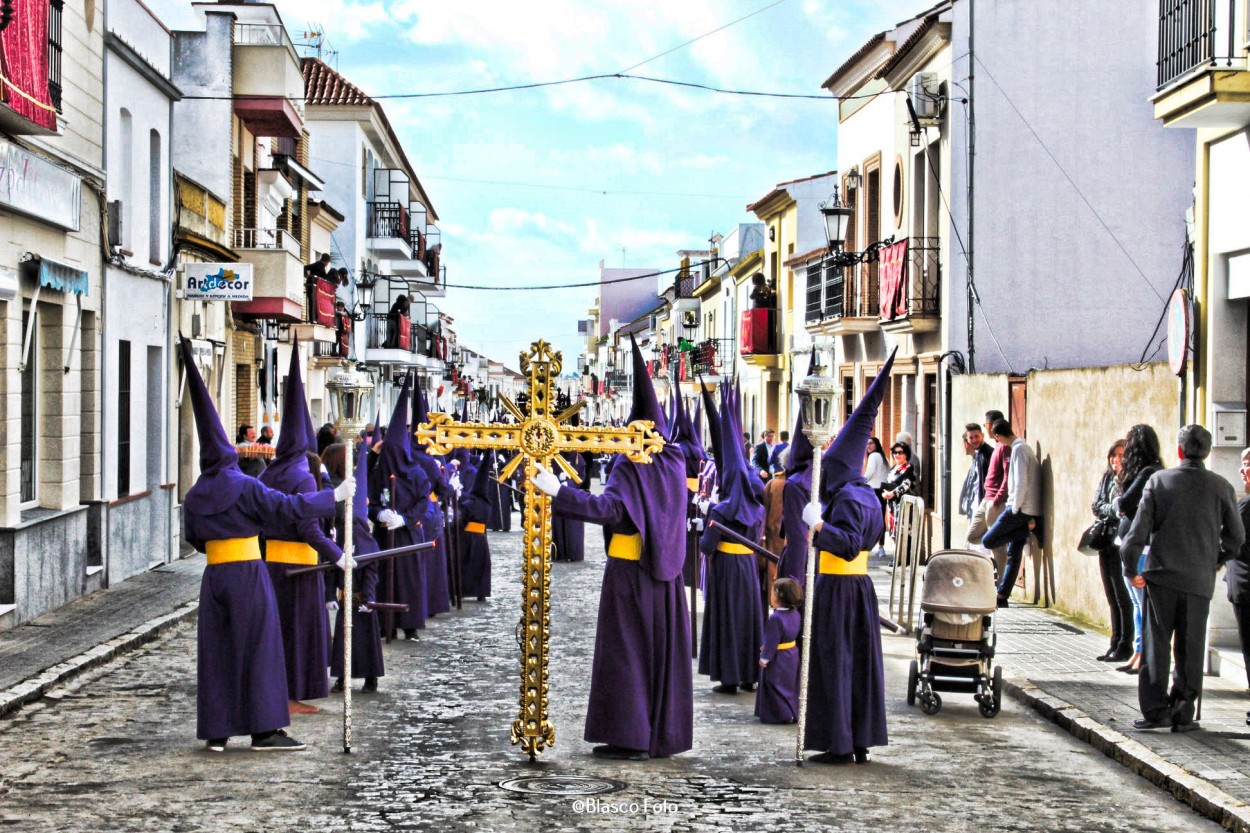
0,0,55,130
336,314,351,358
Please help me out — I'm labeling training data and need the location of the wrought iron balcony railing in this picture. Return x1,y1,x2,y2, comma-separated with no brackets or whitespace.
1157,0,1243,89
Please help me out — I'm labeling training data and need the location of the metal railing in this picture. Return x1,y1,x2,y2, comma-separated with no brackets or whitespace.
1157,0,1243,88
234,22,301,64
904,237,941,319
366,201,410,243
363,311,436,359
234,227,300,257
805,257,875,321
690,338,732,378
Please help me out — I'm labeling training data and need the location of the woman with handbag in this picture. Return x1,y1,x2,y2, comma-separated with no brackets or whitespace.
1091,440,1132,662
1113,424,1165,674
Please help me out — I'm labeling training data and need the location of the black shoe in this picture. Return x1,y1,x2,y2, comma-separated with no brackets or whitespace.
1171,721,1200,733
362,677,378,694
1245,711,1249,727
809,751,855,764
251,730,306,751
1125,665,1140,675
1132,717,1171,731
739,683,756,693
1105,649,1133,663
996,596,1009,609
404,629,419,641
712,683,738,694
206,738,227,753
331,678,345,693
591,744,648,761
477,596,486,602
853,747,871,764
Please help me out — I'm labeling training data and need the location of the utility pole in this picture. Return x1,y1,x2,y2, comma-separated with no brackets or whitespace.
966,0,977,373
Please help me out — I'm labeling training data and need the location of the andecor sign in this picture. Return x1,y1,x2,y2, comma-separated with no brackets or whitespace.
184,263,253,301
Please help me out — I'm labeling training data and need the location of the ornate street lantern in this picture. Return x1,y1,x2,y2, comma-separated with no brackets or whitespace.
327,364,374,438
796,354,840,445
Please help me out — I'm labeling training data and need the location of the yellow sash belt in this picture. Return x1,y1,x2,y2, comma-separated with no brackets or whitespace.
776,641,797,650
716,541,753,555
465,522,486,534
687,477,699,492
819,550,870,575
608,533,643,561
265,539,319,565
205,537,262,565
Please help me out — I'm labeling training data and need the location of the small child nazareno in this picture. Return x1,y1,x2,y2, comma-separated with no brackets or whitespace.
755,577,803,724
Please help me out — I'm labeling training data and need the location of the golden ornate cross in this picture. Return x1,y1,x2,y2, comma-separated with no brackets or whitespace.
415,339,665,759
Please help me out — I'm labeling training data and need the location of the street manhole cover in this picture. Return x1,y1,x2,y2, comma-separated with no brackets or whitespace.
499,776,627,796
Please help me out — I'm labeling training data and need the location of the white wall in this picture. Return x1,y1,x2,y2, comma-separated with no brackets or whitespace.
948,0,1196,373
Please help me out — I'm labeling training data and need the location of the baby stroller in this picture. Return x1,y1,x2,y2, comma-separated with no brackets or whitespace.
907,549,1002,718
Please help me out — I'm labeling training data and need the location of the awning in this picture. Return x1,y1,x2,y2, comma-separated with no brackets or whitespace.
24,255,89,296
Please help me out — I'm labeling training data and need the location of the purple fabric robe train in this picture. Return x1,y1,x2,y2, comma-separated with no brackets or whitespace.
457,460,492,599
552,451,587,563
755,607,801,723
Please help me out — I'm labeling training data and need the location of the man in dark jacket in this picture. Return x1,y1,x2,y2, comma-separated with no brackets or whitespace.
1228,446,1250,726
1122,425,1245,732
959,423,992,519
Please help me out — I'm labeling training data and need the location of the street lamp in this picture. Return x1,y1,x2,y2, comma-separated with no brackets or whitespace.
819,173,892,268
327,364,375,438
352,270,377,322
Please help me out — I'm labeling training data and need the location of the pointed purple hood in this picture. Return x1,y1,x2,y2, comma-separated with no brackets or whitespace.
699,381,723,472
626,335,669,437
352,434,379,554
180,336,247,513
378,374,429,513
260,339,317,494
784,355,818,486
670,389,705,477
821,348,897,501
411,387,447,499
600,336,685,581
712,375,764,527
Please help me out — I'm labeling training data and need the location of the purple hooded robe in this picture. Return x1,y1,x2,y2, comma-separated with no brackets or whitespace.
258,341,341,701
179,338,336,741
550,337,693,756
803,350,895,756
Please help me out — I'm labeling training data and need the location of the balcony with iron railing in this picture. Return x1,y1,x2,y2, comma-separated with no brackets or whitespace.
366,201,412,258
687,338,732,381
804,258,880,336
879,237,940,334
740,307,779,364
362,311,437,365
1154,0,1250,128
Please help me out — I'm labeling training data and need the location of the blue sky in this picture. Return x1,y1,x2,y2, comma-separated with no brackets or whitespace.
147,0,928,369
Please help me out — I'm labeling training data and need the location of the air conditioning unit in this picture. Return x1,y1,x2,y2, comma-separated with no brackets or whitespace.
909,72,942,123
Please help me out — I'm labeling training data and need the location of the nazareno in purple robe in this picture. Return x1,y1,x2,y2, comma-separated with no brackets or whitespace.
778,478,811,587
458,484,492,599
803,480,889,754
755,606,801,723
186,480,336,740
552,452,587,562
551,452,693,757
484,451,512,531
412,393,452,616
697,509,764,687
259,460,340,702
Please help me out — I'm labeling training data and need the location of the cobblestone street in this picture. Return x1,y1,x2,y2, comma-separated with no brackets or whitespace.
0,521,1228,832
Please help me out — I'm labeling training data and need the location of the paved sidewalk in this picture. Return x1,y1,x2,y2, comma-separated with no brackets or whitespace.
4,547,1250,829
0,555,205,717
883,557,1250,833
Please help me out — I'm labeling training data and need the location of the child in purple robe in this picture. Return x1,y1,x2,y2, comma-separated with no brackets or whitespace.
755,577,802,724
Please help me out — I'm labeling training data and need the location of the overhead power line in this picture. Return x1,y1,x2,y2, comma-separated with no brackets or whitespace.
618,0,789,74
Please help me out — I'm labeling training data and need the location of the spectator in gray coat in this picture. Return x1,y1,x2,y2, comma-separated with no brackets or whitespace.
1122,425,1245,732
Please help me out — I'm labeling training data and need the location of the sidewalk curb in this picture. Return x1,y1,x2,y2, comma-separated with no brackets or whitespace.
0,599,199,719
1004,676,1250,833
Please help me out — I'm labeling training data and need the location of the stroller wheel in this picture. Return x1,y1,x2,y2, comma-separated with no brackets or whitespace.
978,697,1000,718
992,665,1003,710
907,660,918,706
920,691,942,715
